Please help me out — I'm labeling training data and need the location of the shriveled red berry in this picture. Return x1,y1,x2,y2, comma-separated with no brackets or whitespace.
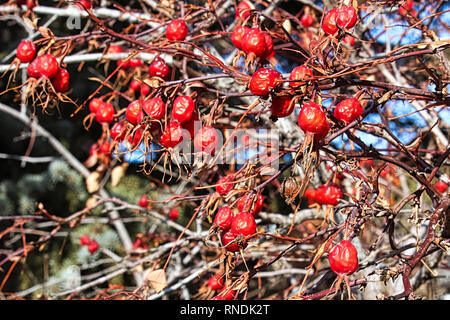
221,230,245,252
139,194,149,207
322,8,339,35
16,40,36,63
231,212,257,237
159,121,183,148
194,126,219,154
143,97,165,120
298,102,329,141
435,180,448,193
334,98,363,123
149,57,171,80
166,19,188,41
289,65,313,87
76,0,92,9
216,175,234,196
172,95,195,123
36,54,59,79
271,95,294,118
336,6,358,29
236,1,253,19
126,100,144,125
87,240,99,254
169,208,179,221
231,26,250,50
237,193,264,216
329,240,359,276
208,275,224,291
51,68,70,92
89,98,103,114
241,28,267,58
214,206,233,231
95,101,115,124
301,13,314,27
249,68,282,96
110,120,127,141
80,235,90,246
27,58,40,78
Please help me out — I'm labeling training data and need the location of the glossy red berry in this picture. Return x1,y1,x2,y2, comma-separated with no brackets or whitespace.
140,83,151,97
289,65,313,87
207,275,224,291
149,57,171,80
231,212,257,237
194,126,219,154
181,111,199,140
298,102,329,141
27,58,40,78
36,54,59,79
89,98,103,114
301,13,314,27
139,194,149,207
51,68,70,92
76,0,92,9
216,175,234,196
334,98,363,123
221,230,245,252
143,97,165,120
237,193,264,216
271,95,294,118
249,68,282,96
110,120,127,141
325,184,343,205
241,28,267,58
322,8,339,35
166,19,188,41
435,180,448,193
16,40,36,63
261,33,274,59
214,206,233,231
336,6,358,29
80,235,90,246
169,208,179,221
129,58,143,68
95,101,115,124
236,1,253,19
159,121,183,148
172,95,195,123
87,240,99,254
329,240,359,276
231,26,250,50
126,100,144,125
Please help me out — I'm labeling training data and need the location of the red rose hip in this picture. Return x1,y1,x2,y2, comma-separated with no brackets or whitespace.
172,96,195,123
214,206,233,231
51,68,70,92
216,175,234,196
36,54,59,79
194,126,219,154
328,240,359,276
298,102,329,141
249,68,282,96
230,212,257,237
16,40,36,63
237,193,264,216
166,19,188,41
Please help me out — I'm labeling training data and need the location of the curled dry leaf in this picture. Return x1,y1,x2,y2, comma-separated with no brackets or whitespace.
144,268,167,293
86,171,102,193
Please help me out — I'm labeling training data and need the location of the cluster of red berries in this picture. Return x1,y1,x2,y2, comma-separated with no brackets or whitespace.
304,184,343,206
16,40,70,93
322,5,358,35
79,235,99,254
231,27,274,60
213,187,263,252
